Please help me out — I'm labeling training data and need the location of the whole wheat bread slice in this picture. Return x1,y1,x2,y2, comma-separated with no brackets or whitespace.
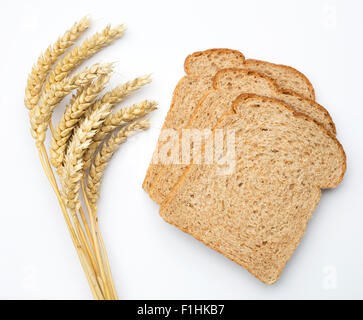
143,49,317,195
159,94,346,284
149,69,335,204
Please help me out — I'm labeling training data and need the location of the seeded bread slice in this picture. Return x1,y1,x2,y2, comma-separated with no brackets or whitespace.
143,49,317,195
149,69,335,204
159,94,346,284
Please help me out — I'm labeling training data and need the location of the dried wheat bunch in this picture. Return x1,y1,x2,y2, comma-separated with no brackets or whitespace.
86,118,150,207
25,16,156,300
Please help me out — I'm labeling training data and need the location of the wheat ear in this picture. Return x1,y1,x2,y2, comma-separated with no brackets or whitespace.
83,100,157,170
44,24,125,92
82,75,152,124
30,63,112,146
50,73,111,170
61,102,112,211
24,16,90,110
82,75,152,125
99,75,152,105
80,75,153,168
100,100,157,137
86,118,150,207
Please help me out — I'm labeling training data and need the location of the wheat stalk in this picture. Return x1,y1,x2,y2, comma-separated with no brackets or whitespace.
24,16,90,110
50,73,111,170
29,63,112,146
44,24,125,93
59,100,114,300
86,118,150,207
61,102,112,211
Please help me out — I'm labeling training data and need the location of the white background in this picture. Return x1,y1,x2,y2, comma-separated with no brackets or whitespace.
0,0,362,300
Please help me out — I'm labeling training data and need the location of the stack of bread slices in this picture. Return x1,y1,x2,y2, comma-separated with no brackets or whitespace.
143,49,346,284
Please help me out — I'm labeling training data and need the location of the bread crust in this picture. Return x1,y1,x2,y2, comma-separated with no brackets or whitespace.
232,94,346,187
161,184,323,285
212,67,280,91
214,69,332,134
276,89,336,135
185,51,315,101
184,48,246,75
245,59,316,100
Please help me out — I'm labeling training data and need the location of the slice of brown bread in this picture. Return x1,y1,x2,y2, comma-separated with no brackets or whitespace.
159,94,346,284
149,69,335,204
143,49,317,195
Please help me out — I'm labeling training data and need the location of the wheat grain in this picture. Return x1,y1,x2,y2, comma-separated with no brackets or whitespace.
99,75,151,105
83,100,157,170
44,24,125,93
100,100,157,136
30,63,112,146
61,103,112,211
50,73,111,170
86,119,150,206
24,16,90,110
